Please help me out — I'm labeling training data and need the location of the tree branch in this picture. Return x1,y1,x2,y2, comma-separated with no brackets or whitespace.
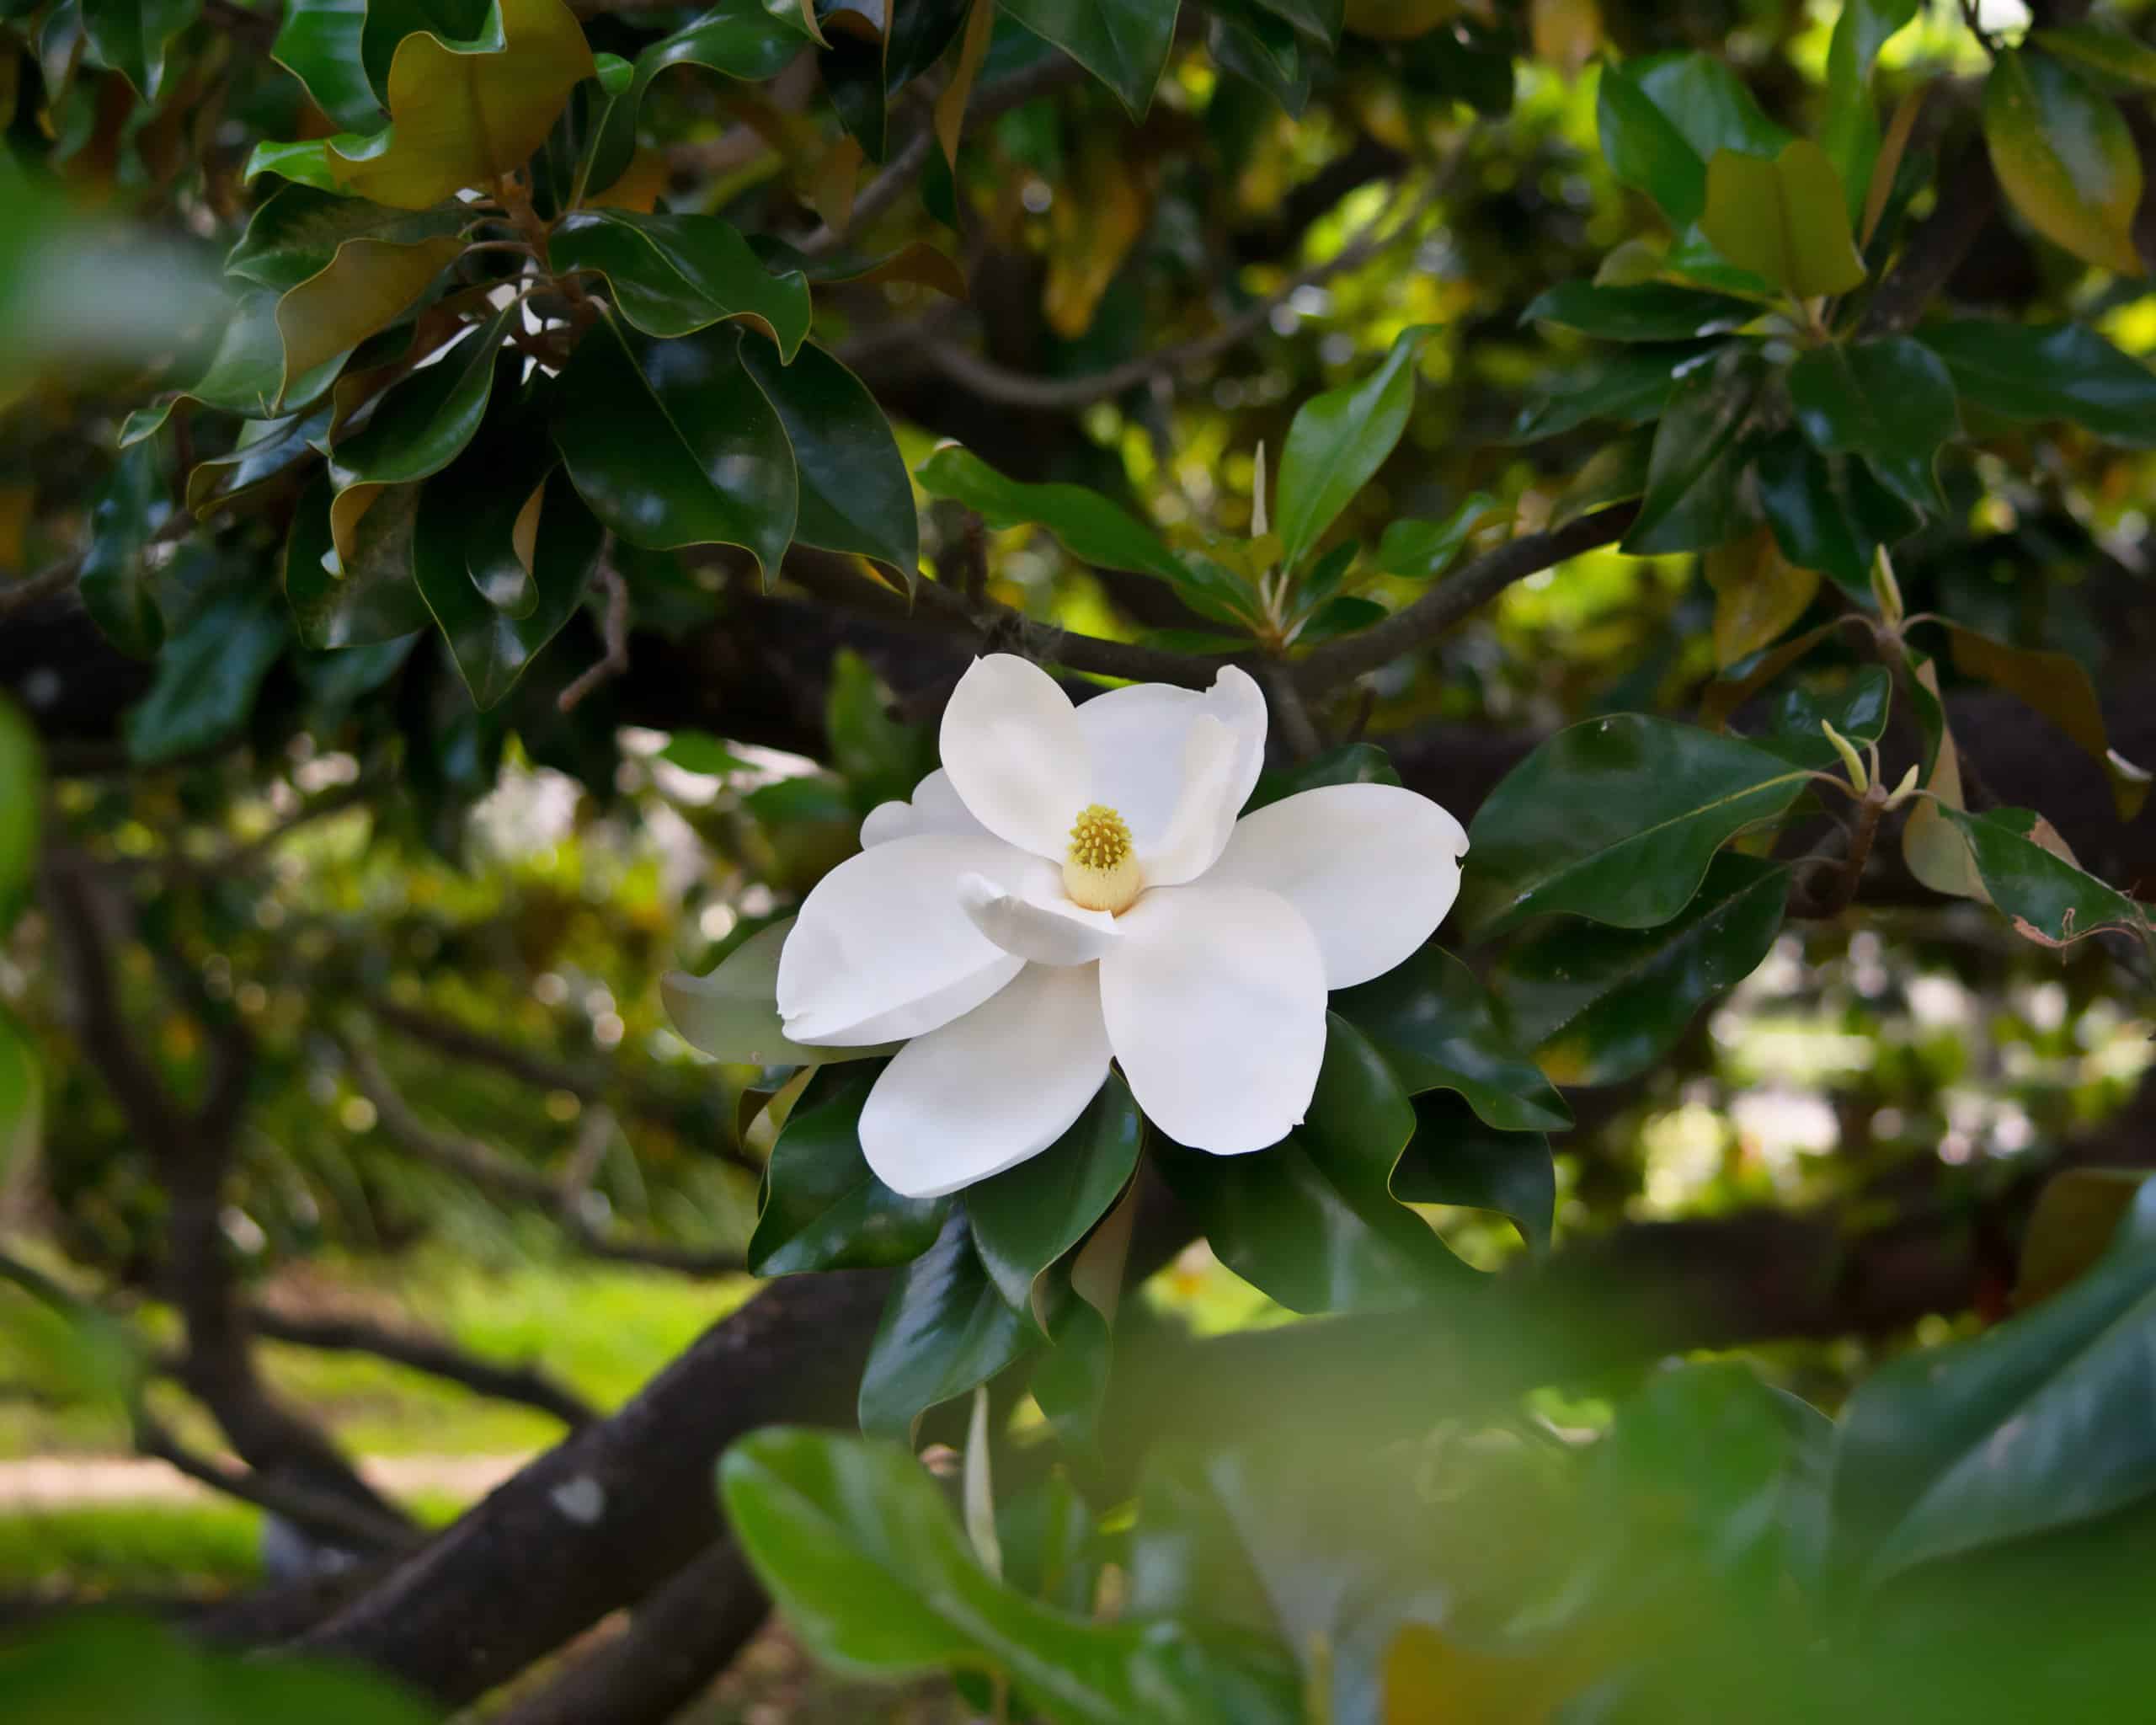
0,554,83,621
134,1411,418,1556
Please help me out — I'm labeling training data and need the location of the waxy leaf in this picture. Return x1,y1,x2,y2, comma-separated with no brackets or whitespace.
1273,326,1428,573
1753,665,1892,771
968,1073,1141,1320
1753,426,1916,600
1464,713,1811,934
274,232,465,395
1597,51,1791,228
184,406,333,518
1983,48,2144,277
360,0,491,99
124,588,288,764
858,1208,1033,1439
552,317,798,579
916,447,1187,582
271,0,382,130
1374,494,1499,581
1786,336,1957,514
1705,527,1821,669
1934,806,2148,949
1495,852,1790,1087
721,1429,1301,1723
740,338,917,578
664,916,894,1069
1334,947,1571,1133
80,0,199,98
78,441,165,657
1623,348,1764,554
2016,1168,2156,1310
1509,340,1719,443
549,209,812,355
1700,140,1865,298
1821,0,1920,229
1918,318,2156,448
2031,23,2156,96
125,291,351,431
1391,1092,1555,1259
1519,280,1754,342
750,1060,946,1275
997,0,1179,116
1158,1015,1472,1315
1832,1183,2156,1587
285,474,432,648
226,185,463,295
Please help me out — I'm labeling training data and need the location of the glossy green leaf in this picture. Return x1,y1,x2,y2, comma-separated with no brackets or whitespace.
1157,1014,1471,1314
78,441,165,658
1509,340,1720,442
1705,528,1821,669
1821,0,1920,229
1521,280,1756,343
0,697,39,927
581,0,807,197
740,338,917,578
79,0,199,97
1390,1092,1554,1258
2031,23,2156,96
721,1428,1300,1722
1248,0,1337,45
1832,1183,2156,1588
550,210,812,355
1623,349,1764,554
271,0,383,130
1494,852,1789,1088
414,457,606,707
1753,426,1916,600
122,588,288,765
274,232,466,395
185,405,332,517
1597,51,1791,228
968,1074,1140,1318
1209,4,1310,114
1918,318,2156,448
1752,665,1892,770
2016,1168,2156,1310
286,474,432,649
1787,336,1958,514
131,291,350,427
227,185,463,295
1243,741,1399,814
1983,48,2144,277
858,1207,1033,1439
1462,713,1811,934
1380,495,1500,582
1334,947,1571,1132
664,916,894,1068
915,446,1187,582
359,0,491,100
749,1060,946,1274
1700,140,1865,298
997,0,1179,116
1273,325,1429,572
1933,621,2149,820
1935,805,2149,949
552,317,798,579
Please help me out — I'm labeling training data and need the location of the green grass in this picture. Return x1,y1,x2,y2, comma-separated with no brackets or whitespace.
0,1502,264,1594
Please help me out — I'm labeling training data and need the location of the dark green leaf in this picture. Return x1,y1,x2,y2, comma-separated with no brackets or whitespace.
1509,340,1720,442
286,475,432,648
359,0,490,104
135,291,350,426
1391,1092,1554,1258
123,588,288,765
79,441,166,657
997,0,1179,116
414,458,605,707
1493,852,1789,1088
549,210,813,355
1936,805,2149,948
750,1061,947,1275
226,186,466,294
1249,0,1337,46
1753,426,1916,600
1462,713,1811,934
1831,1183,2156,1587
1374,494,1498,581
552,317,798,579
1208,7,1310,114
915,446,1187,582
1623,349,1764,553
740,337,917,578
2031,23,2156,96
1334,946,1571,1132
1822,0,1920,229
272,0,384,131
1157,1015,1470,1314
1787,336,1958,514
1597,51,1790,228
1292,594,1385,644
79,0,200,97
720,1428,1302,1723
1273,324,1429,572
1983,48,2144,277
185,405,333,518
1700,140,1865,298
968,1074,1141,1318
1522,280,1755,343
1919,318,2156,447
858,1207,1034,1439
1752,665,1893,768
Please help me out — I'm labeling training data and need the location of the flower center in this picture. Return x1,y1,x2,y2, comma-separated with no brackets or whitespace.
1064,804,1142,915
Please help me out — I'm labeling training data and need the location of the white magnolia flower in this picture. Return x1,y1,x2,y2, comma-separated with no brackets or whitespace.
776,654,1469,1199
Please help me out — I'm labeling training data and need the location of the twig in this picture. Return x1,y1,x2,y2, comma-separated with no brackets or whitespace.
245,1307,597,1429
133,1409,418,1556
0,554,85,620
1263,665,1325,761
558,558,631,713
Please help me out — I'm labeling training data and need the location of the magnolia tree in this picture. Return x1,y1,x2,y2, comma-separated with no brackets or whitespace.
5,0,2156,1717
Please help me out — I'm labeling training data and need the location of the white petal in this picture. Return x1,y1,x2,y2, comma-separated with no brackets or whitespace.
1208,783,1470,989
1075,665,1267,853
860,770,986,848
957,867,1121,966
821,956,1024,1047
1099,881,1326,1156
1136,714,1242,887
861,963,1113,1199
777,833,1034,1044
940,655,1092,858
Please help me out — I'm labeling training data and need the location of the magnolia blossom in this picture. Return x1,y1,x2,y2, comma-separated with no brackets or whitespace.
776,654,1469,1199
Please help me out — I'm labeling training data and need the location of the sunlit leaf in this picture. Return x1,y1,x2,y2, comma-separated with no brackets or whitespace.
1983,48,2143,277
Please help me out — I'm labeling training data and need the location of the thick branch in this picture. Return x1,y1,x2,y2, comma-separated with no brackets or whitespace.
246,1307,597,1429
